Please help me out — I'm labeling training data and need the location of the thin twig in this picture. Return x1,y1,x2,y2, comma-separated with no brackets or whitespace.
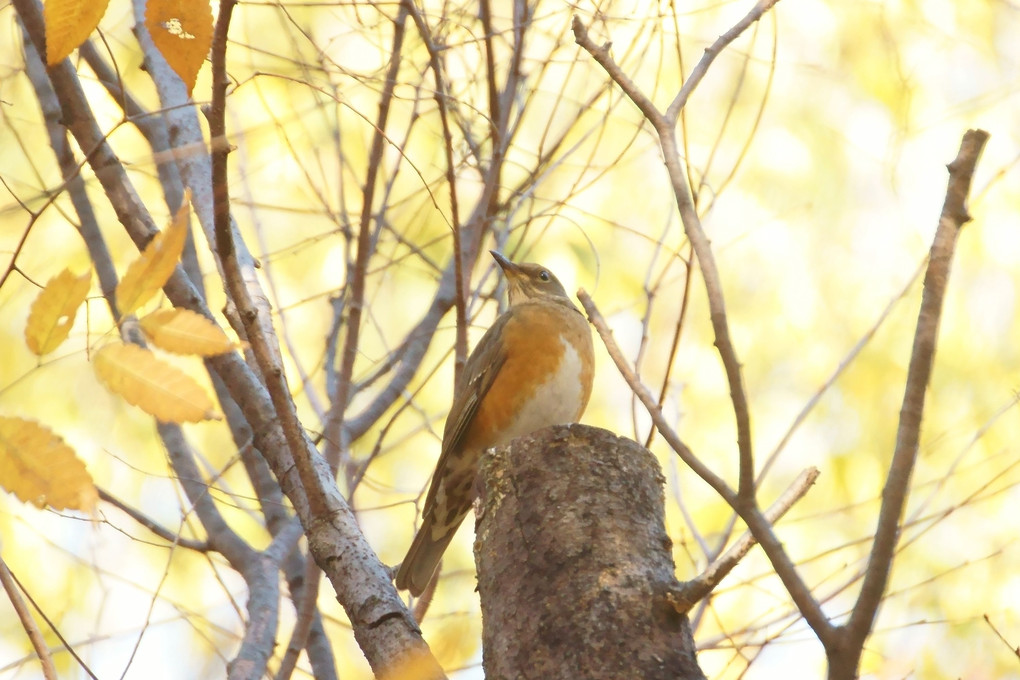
405,1,467,381
0,557,97,679
647,251,693,449
983,614,1020,661
665,0,781,124
579,289,835,644
324,2,410,473
571,17,663,125
759,259,927,484
579,289,733,502
672,466,820,613
97,488,210,552
0,557,57,680
573,13,755,502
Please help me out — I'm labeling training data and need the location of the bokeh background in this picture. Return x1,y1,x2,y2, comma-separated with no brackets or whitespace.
1,0,1019,678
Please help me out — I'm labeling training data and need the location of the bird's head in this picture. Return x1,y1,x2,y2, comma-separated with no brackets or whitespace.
490,250,573,307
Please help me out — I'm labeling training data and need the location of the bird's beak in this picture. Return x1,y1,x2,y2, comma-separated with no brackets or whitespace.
490,250,522,277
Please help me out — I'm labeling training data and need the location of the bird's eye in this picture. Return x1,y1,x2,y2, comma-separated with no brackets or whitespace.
539,271,551,282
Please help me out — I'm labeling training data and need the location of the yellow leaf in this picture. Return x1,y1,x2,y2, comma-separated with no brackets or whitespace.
145,0,214,95
115,192,191,317
44,0,111,65
25,268,91,356
93,343,219,423
139,308,235,356
0,417,97,511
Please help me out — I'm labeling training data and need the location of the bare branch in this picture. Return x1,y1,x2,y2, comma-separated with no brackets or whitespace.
208,0,326,529
571,16,664,126
573,13,756,501
324,2,411,474
843,129,990,659
665,0,781,124
20,35,118,306
672,466,820,613
405,1,467,380
97,488,210,552
202,3,444,676
0,558,97,679
983,614,1020,661
759,260,927,484
0,558,57,680
579,289,835,645
578,289,732,501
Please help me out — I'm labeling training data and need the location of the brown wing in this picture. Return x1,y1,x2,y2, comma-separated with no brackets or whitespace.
419,312,510,517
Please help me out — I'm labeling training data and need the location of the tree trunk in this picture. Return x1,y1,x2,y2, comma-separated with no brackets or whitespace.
475,424,705,679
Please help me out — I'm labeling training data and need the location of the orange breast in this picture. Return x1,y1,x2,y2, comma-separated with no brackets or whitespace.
461,303,594,452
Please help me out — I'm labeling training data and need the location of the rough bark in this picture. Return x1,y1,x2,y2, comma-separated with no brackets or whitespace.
476,424,705,680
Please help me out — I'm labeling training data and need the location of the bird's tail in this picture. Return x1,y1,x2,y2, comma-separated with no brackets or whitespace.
395,522,459,596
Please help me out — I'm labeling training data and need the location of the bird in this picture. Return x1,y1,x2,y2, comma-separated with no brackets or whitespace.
395,250,595,596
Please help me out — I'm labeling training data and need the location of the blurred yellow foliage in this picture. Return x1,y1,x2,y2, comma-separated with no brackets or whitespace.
93,342,219,423
43,0,109,65
115,192,190,317
144,0,214,94
0,416,97,511
139,308,236,356
24,268,90,356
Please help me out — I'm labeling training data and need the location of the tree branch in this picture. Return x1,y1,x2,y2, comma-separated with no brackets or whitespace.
665,0,780,123
579,289,835,644
404,0,468,379
97,488,210,552
672,466,819,613
571,16,664,125
13,0,443,674
578,290,732,502
573,13,756,501
0,557,57,680
842,129,989,658
0,557,97,679
324,3,411,472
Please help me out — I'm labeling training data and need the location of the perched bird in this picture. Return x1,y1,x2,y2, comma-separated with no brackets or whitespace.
395,250,595,596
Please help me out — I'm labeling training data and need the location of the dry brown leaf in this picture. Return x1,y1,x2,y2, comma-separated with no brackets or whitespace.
93,343,219,423
139,308,235,356
44,0,111,65
115,191,191,317
25,268,91,356
144,0,214,95
0,416,98,511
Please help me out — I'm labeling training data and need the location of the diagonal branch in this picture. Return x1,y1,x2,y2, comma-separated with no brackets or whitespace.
0,557,58,680
665,0,780,123
208,1,326,526
97,488,210,552
671,466,820,613
579,290,835,643
578,290,733,501
842,129,989,655
324,3,411,472
405,0,468,378
570,17,663,125
13,0,443,675
573,14,755,501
